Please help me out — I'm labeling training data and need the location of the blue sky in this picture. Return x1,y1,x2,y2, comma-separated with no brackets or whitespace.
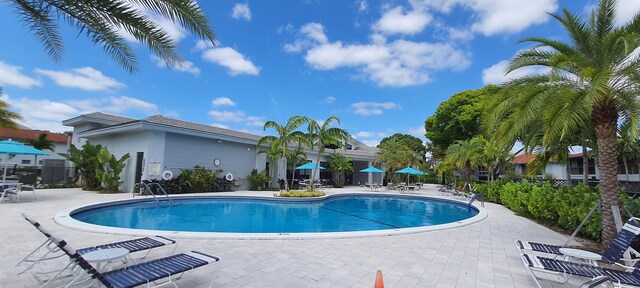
0,0,638,147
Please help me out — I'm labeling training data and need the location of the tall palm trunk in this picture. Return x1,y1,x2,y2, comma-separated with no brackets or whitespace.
310,153,322,190
283,145,289,191
593,101,620,250
583,142,589,184
623,156,630,181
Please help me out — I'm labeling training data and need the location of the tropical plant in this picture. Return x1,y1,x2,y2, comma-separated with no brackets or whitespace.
306,116,351,187
246,169,270,191
483,0,640,248
469,136,513,182
444,139,484,191
378,133,427,160
64,142,103,190
257,141,283,186
425,85,499,159
286,143,307,187
258,116,310,191
375,138,426,183
327,153,353,188
25,133,56,173
96,147,130,193
8,0,216,73
0,88,22,129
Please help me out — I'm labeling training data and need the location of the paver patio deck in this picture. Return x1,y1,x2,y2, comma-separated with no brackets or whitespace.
0,184,595,287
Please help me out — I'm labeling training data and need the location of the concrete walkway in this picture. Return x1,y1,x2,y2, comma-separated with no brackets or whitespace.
0,184,589,287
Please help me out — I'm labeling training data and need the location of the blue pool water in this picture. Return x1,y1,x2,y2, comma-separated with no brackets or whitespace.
71,195,478,233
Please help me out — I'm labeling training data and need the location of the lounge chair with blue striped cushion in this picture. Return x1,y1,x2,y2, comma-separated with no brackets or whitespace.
522,253,640,288
21,214,220,288
17,214,177,284
517,217,640,267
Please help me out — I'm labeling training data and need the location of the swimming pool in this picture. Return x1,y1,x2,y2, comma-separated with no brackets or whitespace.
56,194,486,239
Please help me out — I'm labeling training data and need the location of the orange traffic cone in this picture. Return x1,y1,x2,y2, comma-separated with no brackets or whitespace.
374,270,384,288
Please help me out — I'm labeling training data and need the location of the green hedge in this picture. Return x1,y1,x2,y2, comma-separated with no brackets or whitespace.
474,181,639,241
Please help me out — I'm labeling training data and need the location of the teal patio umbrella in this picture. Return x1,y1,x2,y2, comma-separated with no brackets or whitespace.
359,166,384,173
0,140,48,184
295,162,325,170
395,167,425,183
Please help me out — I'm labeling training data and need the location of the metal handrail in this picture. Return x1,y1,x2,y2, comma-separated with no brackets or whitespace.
134,182,173,206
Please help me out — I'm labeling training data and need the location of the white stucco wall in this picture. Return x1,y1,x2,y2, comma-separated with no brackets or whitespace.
163,133,257,190
87,131,155,192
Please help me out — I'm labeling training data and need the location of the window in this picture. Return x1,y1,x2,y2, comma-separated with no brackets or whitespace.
570,158,596,175
619,158,640,174
21,160,31,164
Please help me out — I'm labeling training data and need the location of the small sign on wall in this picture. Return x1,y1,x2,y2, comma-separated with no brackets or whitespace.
148,159,161,179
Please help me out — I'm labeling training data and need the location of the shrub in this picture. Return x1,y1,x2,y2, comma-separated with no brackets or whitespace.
148,166,231,194
478,180,608,241
247,169,270,191
278,190,325,197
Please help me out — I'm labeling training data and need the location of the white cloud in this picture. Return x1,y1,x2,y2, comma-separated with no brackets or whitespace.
1,94,156,132
351,101,400,116
208,110,264,127
482,60,549,85
201,47,260,76
467,0,557,36
357,0,368,12
211,123,230,129
284,23,328,53
373,6,431,35
615,0,640,25
232,3,252,21
355,131,386,138
35,67,125,91
411,0,557,35
408,126,426,137
151,56,200,75
66,96,158,114
325,96,336,104
305,39,470,87
0,61,41,89
447,27,474,42
361,139,381,147
212,97,236,107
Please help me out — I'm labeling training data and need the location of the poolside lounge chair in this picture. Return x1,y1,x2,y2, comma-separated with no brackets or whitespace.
21,213,220,288
19,213,178,285
521,253,640,288
516,217,640,267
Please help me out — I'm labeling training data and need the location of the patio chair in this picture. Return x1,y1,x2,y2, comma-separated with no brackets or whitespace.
521,253,640,288
516,217,640,267
18,213,178,285
21,213,220,288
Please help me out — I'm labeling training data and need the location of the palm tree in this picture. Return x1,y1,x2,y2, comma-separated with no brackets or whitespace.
258,116,310,191
444,139,484,191
484,0,640,248
286,143,307,188
306,116,350,186
327,153,353,188
0,88,22,129
8,0,216,73
469,136,513,182
375,139,425,183
257,141,283,187
26,133,55,174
